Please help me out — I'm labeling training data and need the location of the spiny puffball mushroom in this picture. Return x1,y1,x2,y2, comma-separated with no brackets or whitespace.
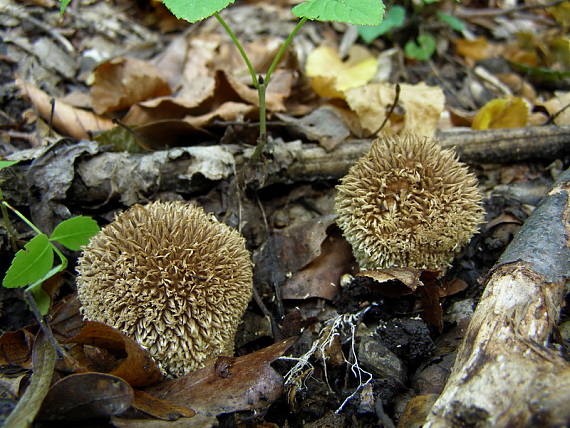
335,134,485,273
76,201,253,377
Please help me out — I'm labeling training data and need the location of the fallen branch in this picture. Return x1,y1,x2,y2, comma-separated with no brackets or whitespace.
424,168,570,427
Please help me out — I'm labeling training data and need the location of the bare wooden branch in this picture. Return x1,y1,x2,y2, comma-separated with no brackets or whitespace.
424,168,570,427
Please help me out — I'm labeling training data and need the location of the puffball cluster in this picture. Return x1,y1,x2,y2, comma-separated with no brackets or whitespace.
76,201,253,377
335,134,484,272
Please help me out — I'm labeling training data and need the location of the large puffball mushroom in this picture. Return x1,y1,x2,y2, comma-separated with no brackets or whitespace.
76,201,253,377
335,134,485,273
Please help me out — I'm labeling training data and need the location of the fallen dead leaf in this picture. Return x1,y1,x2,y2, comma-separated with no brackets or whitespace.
345,82,445,137
0,328,36,368
65,321,163,388
472,97,529,130
144,337,296,418
306,45,377,99
16,78,114,139
254,216,337,290
37,372,133,421
455,37,501,62
275,106,351,151
132,389,195,421
90,57,172,115
281,231,354,301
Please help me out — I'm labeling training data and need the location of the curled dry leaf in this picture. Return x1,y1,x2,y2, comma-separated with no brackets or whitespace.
90,57,172,115
15,78,114,139
254,216,337,290
144,337,296,418
306,45,377,99
345,82,445,137
37,373,133,421
281,231,354,301
0,328,36,368
65,321,163,388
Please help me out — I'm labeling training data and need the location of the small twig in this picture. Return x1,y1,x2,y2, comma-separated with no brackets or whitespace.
0,4,75,53
545,102,570,125
252,285,282,341
48,98,56,138
455,0,568,18
24,291,65,357
372,84,400,136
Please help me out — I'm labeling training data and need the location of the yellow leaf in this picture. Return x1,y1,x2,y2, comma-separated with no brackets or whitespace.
305,46,377,99
472,97,529,130
548,2,570,28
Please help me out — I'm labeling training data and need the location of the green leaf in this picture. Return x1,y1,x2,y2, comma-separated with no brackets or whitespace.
0,160,19,171
162,0,235,23
50,216,100,251
31,287,51,315
405,33,436,61
437,12,465,32
3,234,54,288
59,0,72,14
358,5,405,43
293,0,385,26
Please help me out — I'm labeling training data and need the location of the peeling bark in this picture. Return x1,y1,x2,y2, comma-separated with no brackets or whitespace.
424,169,570,427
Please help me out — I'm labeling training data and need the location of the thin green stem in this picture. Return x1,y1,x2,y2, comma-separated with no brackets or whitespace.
214,12,258,89
1,200,43,235
252,77,267,161
265,17,307,85
0,189,18,250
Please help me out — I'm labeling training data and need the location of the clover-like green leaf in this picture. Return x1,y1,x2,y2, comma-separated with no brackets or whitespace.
59,0,72,14
161,0,235,23
358,5,405,43
3,234,54,288
50,216,100,251
405,33,436,61
437,12,465,32
293,0,385,26
0,160,19,171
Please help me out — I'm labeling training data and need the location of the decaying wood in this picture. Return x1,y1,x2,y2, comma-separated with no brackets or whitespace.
67,125,570,204
424,168,570,427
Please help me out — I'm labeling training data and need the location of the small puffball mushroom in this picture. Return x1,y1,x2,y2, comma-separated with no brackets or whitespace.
76,201,253,377
335,134,485,273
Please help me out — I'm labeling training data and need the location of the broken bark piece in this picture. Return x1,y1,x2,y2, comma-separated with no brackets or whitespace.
424,168,570,427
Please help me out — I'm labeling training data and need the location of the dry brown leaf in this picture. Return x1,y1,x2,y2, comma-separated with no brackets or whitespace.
223,70,293,111
16,79,114,139
0,328,36,368
132,389,195,421
281,232,354,300
345,82,445,137
183,102,253,128
90,57,172,115
144,337,296,418
357,267,424,292
37,373,133,421
65,321,163,388
455,37,500,62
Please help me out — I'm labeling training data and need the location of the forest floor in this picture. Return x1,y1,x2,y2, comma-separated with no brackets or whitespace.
0,0,569,427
